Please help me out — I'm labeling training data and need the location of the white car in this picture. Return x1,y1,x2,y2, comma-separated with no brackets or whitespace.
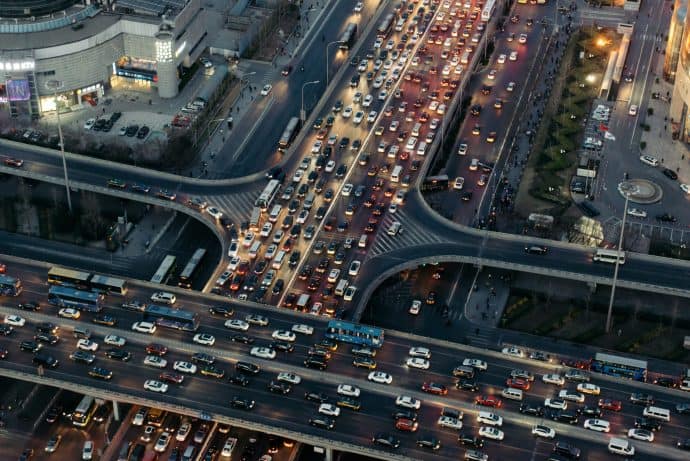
409,347,431,359
437,415,463,430
311,140,323,153
478,426,504,441
542,374,565,386
639,154,659,166
406,357,430,369
509,51,518,61
225,319,249,331
363,94,374,107
319,403,341,417
544,398,568,410
206,207,223,220
342,106,353,118
627,208,647,218
272,330,296,342
132,321,157,334
337,384,360,397
395,395,421,410
501,346,525,358
144,355,168,368
368,371,392,384
458,143,468,155
680,183,690,194
532,425,556,439
409,299,422,315
58,308,81,319
246,314,269,326
144,379,169,393
348,260,361,276
84,118,96,130
77,339,98,351
559,389,585,403
367,110,378,123
325,160,336,172
577,383,601,395
462,358,487,370
154,432,171,452
176,423,191,441
228,257,240,271
221,437,238,457
628,427,654,442
477,412,503,427
5,314,25,327
82,441,94,460
292,170,304,184
341,183,353,196
242,232,255,247
260,84,272,96
497,54,506,64
353,111,364,124
506,81,515,92
487,69,497,80
584,418,610,433
103,335,126,347
292,324,314,335
193,333,215,346
628,104,638,116
277,372,301,384
250,347,277,359
150,292,176,304
344,285,357,301
173,361,197,374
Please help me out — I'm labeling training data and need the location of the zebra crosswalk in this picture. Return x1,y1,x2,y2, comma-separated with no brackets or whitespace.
366,208,450,260
197,189,262,225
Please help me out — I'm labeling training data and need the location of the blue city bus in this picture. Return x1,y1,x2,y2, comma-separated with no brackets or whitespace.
143,304,200,332
48,286,104,312
324,320,384,348
590,352,647,382
0,274,23,296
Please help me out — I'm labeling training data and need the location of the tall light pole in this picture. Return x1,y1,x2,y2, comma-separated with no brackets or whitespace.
605,192,630,333
45,80,72,214
301,80,320,123
326,41,341,87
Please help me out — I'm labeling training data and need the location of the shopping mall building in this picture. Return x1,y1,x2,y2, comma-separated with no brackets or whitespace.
0,0,206,118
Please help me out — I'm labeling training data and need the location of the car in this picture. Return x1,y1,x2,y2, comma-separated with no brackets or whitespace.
368,371,392,384
416,436,441,450
506,81,515,92
681,183,690,194
396,395,421,410
193,333,215,346
281,65,292,76
309,415,335,429
173,361,197,374
628,104,638,116
4,157,24,168
4,314,25,327
82,441,94,460
292,324,314,335
337,384,360,397
559,389,585,403
478,426,504,441
84,118,96,130
676,402,690,414
225,319,249,331
395,417,418,432
18,301,40,311
543,374,565,386
132,322,156,334
406,357,430,369
525,245,548,255
93,314,116,326
44,434,62,453
501,346,525,358
583,418,610,432
105,349,131,361
634,417,662,432
475,395,502,408
77,339,99,352
353,356,377,369
422,382,448,395
564,369,590,382
146,343,167,356
553,441,581,458
506,378,531,390
58,308,81,319
192,352,216,366
158,371,184,384
272,330,296,342
409,299,422,315
144,355,167,368
88,366,113,380
639,154,659,166
519,403,544,416
437,415,463,430
577,383,600,395
144,379,168,393
630,393,655,405
260,84,272,96
677,438,690,450
628,427,654,442
70,350,95,364
250,347,276,359
662,168,679,180
532,424,556,439
544,398,568,410
627,207,647,218
230,395,256,410
372,433,401,448
150,291,176,304
319,403,341,417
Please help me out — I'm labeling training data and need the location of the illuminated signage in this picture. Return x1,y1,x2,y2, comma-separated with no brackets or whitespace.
0,60,35,72
115,68,158,82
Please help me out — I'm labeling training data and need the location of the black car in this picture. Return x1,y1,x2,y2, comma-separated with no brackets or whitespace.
524,245,548,255
553,441,581,458
678,438,690,450
653,376,678,388
455,379,479,392
662,168,678,180
630,393,655,405
236,361,260,374
305,391,330,403
309,415,334,430
105,349,131,361
92,314,117,326
551,410,579,424
352,356,376,369
656,213,677,222
191,352,215,365
34,333,59,345
458,433,484,448
268,380,291,394
519,403,544,416
20,340,41,352
372,433,400,449
461,191,473,201
231,333,254,344
392,409,417,421
36,322,58,334
634,417,662,432
228,373,250,386
200,365,225,379
19,449,34,461
579,405,601,417
136,125,150,139
304,358,328,370
0,324,13,335
230,396,255,410
45,406,61,423
270,341,294,352
416,436,441,450
18,302,40,311
209,306,234,317
88,366,113,380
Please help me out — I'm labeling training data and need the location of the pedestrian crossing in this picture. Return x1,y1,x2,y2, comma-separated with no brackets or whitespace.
366,208,450,260
197,188,262,225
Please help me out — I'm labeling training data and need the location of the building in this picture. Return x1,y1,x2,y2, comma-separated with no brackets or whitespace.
664,0,688,83
0,0,207,119
672,0,690,141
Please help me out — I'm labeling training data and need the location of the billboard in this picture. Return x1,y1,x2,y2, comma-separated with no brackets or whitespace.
6,79,30,101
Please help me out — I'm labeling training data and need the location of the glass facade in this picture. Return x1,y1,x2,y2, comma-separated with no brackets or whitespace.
666,0,688,82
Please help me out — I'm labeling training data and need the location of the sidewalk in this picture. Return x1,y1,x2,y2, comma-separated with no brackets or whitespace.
463,270,511,329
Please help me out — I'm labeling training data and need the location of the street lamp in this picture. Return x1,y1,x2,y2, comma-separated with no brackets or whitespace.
301,80,320,123
45,80,72,214
326,41,341,87
605,191,630,333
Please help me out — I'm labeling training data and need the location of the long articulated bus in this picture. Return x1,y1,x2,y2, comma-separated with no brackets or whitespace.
72,395,97,427
481,0,496,21
377,13,395,38
47,266,127,295
178,248,207,289
48,286,104,312
0,274,23,296
255,179,282,211
278,117,300,152
339,23,358,50
324,320,384,348
590,353,647,382
150,255,177,285
593,248,626,264
421,174,450,192
143,304,200,332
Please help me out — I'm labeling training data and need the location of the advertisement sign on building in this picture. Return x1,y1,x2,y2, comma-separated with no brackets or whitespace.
6,79,30,101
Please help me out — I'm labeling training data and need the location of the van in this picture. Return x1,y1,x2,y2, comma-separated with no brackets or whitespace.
608,437,634,456
248,241,261,259
358,234,368,248
642,405,670,421
335,279,349,297
272,250,286,270
391,165,403,183
460,51,470,64
501,387,524,401
412,122,422,137
416,141,427,156
73,326,92,340
304,193,316,210
268,205,282,223
181,445,197,461
296,294,311,312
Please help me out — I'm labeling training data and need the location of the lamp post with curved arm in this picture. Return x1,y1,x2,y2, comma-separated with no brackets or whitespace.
326,41,341,87
301,80,320,123
45,79,72,214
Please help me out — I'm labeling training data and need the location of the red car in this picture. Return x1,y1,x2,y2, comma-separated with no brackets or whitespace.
597,398,622,412
3,157,23,167
422,382,448,395
395,418,418,432
146,343,168,356
561,359,591,370
506,378,531,391
475,395,503,408
0,263,5,274
159,372,184,384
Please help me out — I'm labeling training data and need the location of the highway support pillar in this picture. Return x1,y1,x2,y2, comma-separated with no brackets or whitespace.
324,447,332,461
112,401,120,421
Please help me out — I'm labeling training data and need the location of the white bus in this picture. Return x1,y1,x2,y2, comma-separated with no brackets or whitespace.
481,0,496,21
151,255,176,285
593,248,626,264
255,179,281,211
